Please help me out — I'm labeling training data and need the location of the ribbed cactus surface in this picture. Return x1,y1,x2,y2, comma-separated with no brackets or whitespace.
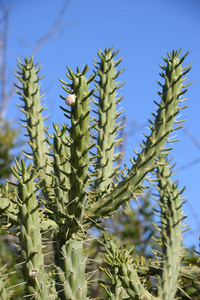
60,65,94,235
55,237,87,299
93,47,124,195
13,160,48,299
154,155,185,299
0,47,196,299
15,57,53,201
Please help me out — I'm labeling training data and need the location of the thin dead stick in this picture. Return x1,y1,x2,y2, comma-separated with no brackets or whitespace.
32,0,70,56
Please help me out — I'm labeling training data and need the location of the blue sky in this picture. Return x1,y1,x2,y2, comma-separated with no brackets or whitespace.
6,0,200,248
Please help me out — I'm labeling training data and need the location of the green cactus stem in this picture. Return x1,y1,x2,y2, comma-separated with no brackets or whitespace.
99,233,130,299
102,238,157,300
51,123,70,223
153,154,186,299
2,47,192,299
87,49,192,219
11,160,49,299
14,57,53,201
52,65,95,299
59,65,95,236
93,47,125,195
54,236,87,299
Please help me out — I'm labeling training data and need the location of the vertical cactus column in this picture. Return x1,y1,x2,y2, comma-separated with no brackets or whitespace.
52,65,95,299
93,47,125,195
10,160,48,299
15,58,53,201
51,123,70,223
153,155,186,299
60,65,94,234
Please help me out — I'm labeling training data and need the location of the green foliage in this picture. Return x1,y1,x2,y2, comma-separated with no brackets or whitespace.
0,47,199,299
0,118,20,184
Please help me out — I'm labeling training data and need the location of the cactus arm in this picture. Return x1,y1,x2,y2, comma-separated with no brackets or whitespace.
118,264,157,300
153,155,186,299
102,237,157,300
51,123,70,221
51,66,95,300
99,233,131,299
87,49,192,219
93,47,125,195
180,266,200,279
14,160,49,299
14,57,53,200
59,65,94,235
137,263,200,281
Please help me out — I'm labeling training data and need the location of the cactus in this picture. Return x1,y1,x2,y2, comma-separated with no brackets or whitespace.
11,160,48,298
153,154,186,299
93,47,125,195
14,57,54,201
0,47,198,299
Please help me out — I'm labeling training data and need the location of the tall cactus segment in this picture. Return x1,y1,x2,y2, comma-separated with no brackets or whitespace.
153,155,186,299
59,65,95,235
51,123,70,222
54,237,87,300
93,47,125,195
52,66,95,299
87,49,192,218
11,160,48,299
14,57,53,200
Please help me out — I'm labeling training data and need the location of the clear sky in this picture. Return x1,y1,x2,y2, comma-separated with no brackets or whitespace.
6,0,200,248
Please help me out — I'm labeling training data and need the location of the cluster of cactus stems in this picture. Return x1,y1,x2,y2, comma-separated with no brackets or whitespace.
0,46,199,299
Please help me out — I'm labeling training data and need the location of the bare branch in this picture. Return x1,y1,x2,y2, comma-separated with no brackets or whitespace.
32,0,70,56
183,127,200,150
0,0,12,119
178,127,200,171
0,0,69,119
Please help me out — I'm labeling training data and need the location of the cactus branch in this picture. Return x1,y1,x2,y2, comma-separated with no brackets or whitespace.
87,49,192,219
15,57,53,201
153,154,186,299
16,160,49,299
